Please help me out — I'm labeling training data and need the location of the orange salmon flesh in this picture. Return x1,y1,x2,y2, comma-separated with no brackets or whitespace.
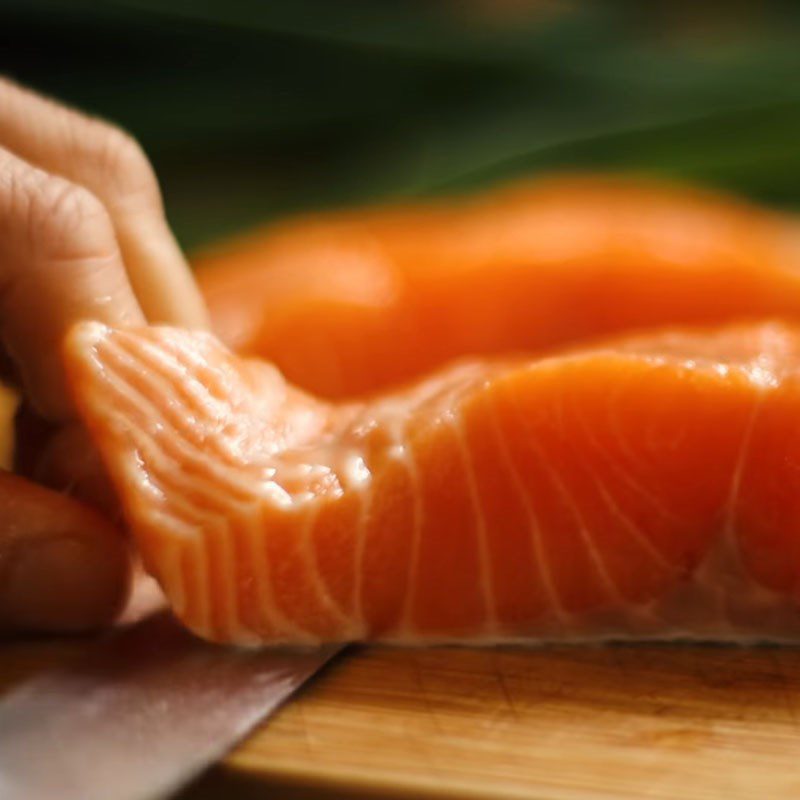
197,175,800,400
57,174,800,646
65,321,800,645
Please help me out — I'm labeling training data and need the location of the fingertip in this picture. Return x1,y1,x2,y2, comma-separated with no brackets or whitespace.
0,532,130,633
0,148,146,422
0,473,131,634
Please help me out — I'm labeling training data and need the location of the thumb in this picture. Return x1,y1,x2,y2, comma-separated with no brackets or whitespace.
0,471,131,633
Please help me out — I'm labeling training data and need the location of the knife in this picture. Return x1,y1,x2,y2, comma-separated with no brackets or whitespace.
0,611,343,800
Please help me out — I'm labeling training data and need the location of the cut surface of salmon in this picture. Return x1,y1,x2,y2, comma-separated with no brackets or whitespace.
197,175,800,399
66,321,800,646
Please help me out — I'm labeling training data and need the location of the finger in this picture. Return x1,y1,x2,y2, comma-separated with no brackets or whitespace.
0,145,145,420
14,406,118,517
0,76,209,329
0,383,18,469
0,470,131,633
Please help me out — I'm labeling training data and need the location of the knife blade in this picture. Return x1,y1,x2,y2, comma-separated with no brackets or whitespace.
0,612,343,800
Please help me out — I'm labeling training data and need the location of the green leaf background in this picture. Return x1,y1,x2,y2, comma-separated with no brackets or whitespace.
5,1,800,250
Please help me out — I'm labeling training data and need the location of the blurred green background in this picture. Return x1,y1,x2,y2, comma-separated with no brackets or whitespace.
5,0,800,251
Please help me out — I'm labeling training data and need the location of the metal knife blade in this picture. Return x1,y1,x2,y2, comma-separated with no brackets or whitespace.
0,612,343,800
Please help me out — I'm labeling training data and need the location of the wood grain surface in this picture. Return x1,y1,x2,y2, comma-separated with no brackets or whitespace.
5,636,800,799
203,643,800,800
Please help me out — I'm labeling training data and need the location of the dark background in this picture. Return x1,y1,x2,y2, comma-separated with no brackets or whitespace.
5,0,800,251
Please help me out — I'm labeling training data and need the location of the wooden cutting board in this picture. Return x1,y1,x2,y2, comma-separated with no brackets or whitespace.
7,637,799,800
190,643,800,800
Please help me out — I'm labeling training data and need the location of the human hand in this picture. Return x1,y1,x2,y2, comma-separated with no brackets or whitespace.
0,77,208,633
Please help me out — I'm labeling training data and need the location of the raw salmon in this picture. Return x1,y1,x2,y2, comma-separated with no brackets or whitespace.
197,175,800,399
65,320,800,645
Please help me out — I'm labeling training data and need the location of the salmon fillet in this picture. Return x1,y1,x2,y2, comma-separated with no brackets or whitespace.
65,321,800,646
197,175,800,399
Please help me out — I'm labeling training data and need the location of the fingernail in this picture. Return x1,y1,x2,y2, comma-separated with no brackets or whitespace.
1,537,118,632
